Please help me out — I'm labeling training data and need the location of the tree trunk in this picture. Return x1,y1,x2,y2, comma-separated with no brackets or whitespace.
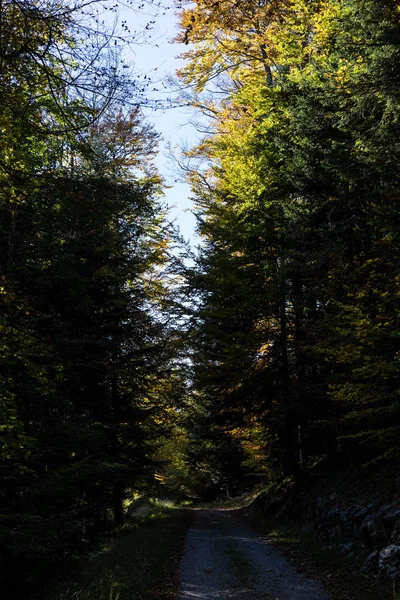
112,485,124,526
279,414,302,480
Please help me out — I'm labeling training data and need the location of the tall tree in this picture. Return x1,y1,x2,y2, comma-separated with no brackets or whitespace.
0,2,178,597
176,0,400,487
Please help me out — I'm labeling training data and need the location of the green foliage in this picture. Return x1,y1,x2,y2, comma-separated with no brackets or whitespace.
176,0,400,489
0,2,181,598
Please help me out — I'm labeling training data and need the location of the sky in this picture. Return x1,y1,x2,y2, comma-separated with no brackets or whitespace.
118,1,199,246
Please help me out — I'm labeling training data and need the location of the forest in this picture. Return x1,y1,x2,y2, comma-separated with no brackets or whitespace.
1,0,400,598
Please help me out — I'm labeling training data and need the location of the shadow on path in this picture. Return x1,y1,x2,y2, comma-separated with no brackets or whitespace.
178,509,329,600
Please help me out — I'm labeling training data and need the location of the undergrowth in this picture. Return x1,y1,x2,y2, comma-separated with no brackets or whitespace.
48,501,191,600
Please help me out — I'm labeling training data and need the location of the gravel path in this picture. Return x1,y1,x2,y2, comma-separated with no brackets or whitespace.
178,509,329,600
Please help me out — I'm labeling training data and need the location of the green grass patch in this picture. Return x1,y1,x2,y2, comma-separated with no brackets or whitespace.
223,538,256,591
49,501,192,600
257,517,394,600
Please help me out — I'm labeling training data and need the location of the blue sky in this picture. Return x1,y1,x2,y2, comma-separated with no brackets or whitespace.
118,1,198,245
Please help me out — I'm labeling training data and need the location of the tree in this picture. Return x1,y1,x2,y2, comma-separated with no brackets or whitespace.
175,0,400,489
0,2,179,597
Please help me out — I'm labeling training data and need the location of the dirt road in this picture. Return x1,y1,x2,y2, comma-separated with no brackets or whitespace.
178,509,329,600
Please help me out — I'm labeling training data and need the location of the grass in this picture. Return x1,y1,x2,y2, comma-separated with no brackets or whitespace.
223,538,256,591
190,487,271,511
48,501,192,600
253,517,395,600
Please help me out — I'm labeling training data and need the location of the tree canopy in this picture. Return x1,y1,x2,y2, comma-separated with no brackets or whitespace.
173,0,400,489
0,2,182,597
2,0,400,596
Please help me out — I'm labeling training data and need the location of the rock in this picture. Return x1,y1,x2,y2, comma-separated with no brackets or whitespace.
386,564,400,580
392,521,400,545
353,523,361,539
338,542,357,557
379,544,400,563
383,504,400,531
129,503,151,518
360,507,388,547
353,505,374,523
362,550,379,575
340,510,350,524
379,544,400,580
327,506,340,519
359,503,400,549
126,497,152,518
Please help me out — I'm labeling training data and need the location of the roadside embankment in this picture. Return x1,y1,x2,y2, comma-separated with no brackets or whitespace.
48,501,193,600
239,468,400,600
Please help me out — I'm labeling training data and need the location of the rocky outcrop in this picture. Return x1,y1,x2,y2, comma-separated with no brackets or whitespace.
298,499,400,579
249,469,400,581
